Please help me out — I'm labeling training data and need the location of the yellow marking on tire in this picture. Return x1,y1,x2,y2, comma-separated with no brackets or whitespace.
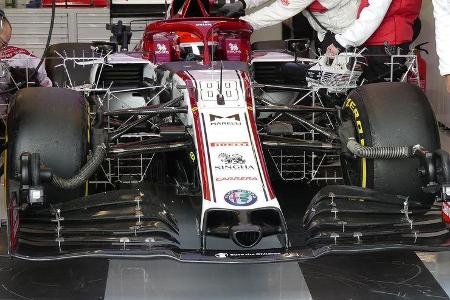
361,138,367,188
4,127,7,194
85,108,91,196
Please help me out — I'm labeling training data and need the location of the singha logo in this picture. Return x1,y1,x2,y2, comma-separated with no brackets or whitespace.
228,43,240,52
219,153,246,165
156,43,169,54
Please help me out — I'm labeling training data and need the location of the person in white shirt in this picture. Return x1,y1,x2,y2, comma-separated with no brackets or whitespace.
218,0,361,53
326,0,392,56
432,0,450,94
0,13,52,89
0,11,52,115
326,0,422,82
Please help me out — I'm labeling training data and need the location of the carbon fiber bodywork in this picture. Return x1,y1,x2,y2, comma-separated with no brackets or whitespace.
8,185,450,262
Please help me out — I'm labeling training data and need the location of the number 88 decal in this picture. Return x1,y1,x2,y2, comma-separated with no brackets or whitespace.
199,80,239,101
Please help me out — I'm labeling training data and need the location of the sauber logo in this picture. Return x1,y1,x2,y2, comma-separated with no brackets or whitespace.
210,142,249,147
155,43,169,54
228,43,241,53
229,43,239,51
209,114,241,126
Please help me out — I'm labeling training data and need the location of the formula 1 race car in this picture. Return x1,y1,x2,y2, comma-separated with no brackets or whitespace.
3,0,450,262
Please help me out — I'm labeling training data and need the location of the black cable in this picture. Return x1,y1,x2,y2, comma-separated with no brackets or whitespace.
0,0,56,95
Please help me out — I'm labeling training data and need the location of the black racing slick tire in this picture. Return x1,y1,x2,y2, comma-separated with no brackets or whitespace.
341,82,440,206
7,87,88,204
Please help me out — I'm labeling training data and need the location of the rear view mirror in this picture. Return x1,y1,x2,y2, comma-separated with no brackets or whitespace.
286,39,311,57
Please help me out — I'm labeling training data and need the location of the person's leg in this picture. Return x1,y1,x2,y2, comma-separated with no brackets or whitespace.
292,13,314,40
363,44,410,83
363,45,389,83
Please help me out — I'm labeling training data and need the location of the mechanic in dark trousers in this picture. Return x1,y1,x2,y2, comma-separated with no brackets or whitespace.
325,0,422,83
218,0,360,52
433,0,450,94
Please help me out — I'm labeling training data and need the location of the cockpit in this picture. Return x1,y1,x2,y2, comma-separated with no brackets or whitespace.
141,0,252,65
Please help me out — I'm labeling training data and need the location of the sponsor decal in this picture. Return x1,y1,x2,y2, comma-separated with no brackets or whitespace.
344,98,363,134
155,43,169,54
0,46,34,59
196,21,211,27
215,153,255,171
216,176,257,181
8,194,20,251
215,253,229,258
209,114,241,126
199,80,240,101
219,152,245,164
228,43,241,53
214,252,280,259
224,189,257,206
210,142,249,147
228,252,280,258
442,201,450,223
281,0,289,6
189,151,196,162
344,98,367,188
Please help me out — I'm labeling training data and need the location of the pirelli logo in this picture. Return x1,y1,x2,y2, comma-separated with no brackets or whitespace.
210,142,249,147
344,98,363,134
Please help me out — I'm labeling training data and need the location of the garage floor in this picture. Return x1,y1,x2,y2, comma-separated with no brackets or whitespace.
1,129,450,300
0,249,449,299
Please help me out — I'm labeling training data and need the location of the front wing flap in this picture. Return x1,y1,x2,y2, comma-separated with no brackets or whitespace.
5,186,450,263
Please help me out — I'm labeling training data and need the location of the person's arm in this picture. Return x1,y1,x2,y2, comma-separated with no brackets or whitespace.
216,0,270,18
36,65,52,87
245,0,271,10
29,56,52,87
334,0,392,48
240,0,315,31
433,0,450,93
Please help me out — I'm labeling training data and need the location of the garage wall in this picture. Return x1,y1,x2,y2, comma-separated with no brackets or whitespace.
5,8,110,57
415,1,450,127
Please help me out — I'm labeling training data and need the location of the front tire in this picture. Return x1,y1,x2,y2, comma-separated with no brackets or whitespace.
341,82,440,206
7,87,89,204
